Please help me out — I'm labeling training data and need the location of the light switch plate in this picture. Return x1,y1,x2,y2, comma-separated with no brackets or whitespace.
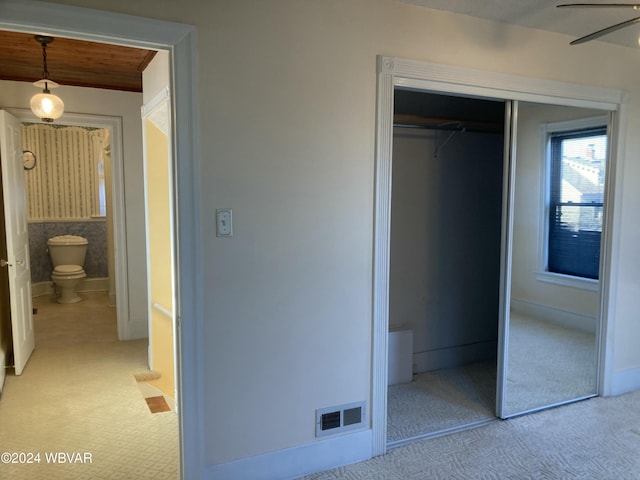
216,209,233,237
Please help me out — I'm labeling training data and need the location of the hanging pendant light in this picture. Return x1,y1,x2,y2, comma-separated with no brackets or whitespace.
30,35,64,123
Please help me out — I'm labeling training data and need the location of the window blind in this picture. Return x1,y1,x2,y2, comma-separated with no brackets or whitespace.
548,126,607,279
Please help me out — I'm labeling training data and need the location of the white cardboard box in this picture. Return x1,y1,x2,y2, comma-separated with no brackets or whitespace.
388,328,413,386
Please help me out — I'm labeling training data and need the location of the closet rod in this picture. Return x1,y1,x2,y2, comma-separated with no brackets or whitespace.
393,123,465,131
393,113,503,133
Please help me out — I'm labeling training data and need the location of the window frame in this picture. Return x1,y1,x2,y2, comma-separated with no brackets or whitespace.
536,115,608,291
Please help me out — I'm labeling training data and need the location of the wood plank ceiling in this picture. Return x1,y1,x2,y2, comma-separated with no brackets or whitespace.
0,30,156,92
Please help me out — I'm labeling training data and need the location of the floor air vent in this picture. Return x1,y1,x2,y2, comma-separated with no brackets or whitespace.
316,401,366,437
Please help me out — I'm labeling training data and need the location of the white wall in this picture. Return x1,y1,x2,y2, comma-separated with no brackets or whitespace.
143,50,170,104
31,0,640,475
391,127,503,372
0,79,148,336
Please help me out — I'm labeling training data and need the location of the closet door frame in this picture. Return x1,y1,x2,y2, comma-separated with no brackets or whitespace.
372,55,626,456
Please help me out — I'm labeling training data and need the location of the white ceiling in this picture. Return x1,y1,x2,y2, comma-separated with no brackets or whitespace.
398,0,640,48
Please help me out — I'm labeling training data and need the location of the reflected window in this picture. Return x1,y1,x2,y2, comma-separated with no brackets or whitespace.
92,135,108,218
97,156,107,217
548,126,607,279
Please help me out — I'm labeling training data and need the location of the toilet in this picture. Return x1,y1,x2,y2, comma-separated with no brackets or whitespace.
47,235,88,304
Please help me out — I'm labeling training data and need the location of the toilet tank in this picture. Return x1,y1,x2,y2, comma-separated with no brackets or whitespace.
47,235,88,267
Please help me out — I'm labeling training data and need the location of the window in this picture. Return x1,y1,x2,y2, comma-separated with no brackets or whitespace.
547,126,607,279
92,134,108,217
97,154,107,217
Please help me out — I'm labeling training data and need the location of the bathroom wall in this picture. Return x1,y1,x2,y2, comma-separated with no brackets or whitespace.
22,124,109,287
22,124,106,221
28,221,107,282
390,127,504,372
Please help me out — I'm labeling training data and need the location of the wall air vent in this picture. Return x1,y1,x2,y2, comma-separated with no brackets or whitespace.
315,401,366,437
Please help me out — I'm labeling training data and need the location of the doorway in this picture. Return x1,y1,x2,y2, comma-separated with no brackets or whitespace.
15,112,127,330
1,69,179,479
387,89,505,445
0,3,199,479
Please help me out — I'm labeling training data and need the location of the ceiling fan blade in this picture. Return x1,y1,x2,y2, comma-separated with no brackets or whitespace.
558,3,640,7
569,14,640,44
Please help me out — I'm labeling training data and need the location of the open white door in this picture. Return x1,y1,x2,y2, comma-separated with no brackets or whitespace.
0,110,34,375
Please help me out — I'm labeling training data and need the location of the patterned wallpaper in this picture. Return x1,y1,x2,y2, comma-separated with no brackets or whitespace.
29,221,108,283
22,123,107,221
22,124,110,283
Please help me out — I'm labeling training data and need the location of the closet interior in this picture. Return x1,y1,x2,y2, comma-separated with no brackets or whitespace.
387,89,506,444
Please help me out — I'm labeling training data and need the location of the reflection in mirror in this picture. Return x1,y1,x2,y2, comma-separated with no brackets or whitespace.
503,102,606,416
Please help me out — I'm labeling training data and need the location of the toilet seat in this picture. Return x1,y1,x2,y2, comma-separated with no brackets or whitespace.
52,264,85,276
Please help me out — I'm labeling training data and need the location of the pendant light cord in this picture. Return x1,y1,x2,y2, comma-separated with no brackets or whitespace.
41,39,49,84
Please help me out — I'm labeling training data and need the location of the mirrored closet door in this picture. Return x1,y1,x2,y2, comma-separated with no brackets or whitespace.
499,101,609,418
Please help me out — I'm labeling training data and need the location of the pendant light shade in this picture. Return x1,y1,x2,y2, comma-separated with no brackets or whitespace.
30,80,64,122
30,36,64,123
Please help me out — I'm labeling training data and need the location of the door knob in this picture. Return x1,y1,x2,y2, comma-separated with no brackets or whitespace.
0,259,11,267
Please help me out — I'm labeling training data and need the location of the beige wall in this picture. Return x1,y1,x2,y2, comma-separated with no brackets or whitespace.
144,117,175,398
141,49,174,398
25,0,640,472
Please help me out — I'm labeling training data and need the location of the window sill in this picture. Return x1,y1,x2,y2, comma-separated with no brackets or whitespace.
536,271,599,292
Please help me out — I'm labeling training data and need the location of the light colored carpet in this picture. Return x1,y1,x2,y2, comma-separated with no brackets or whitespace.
388,313,598,443
302,390,640,479
505,312,597,415
387,361,496,442
0,292,179,479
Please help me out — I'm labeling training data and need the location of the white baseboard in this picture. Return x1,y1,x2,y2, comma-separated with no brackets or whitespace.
79,277,109,292
610,368,640,396
205,430,372,480
31,278,110,298
413,341,497,373
31,281,55,297
510,297,597,333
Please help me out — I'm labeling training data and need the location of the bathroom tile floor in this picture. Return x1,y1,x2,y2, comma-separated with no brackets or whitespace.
0,291,179,479
33,291,118,349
